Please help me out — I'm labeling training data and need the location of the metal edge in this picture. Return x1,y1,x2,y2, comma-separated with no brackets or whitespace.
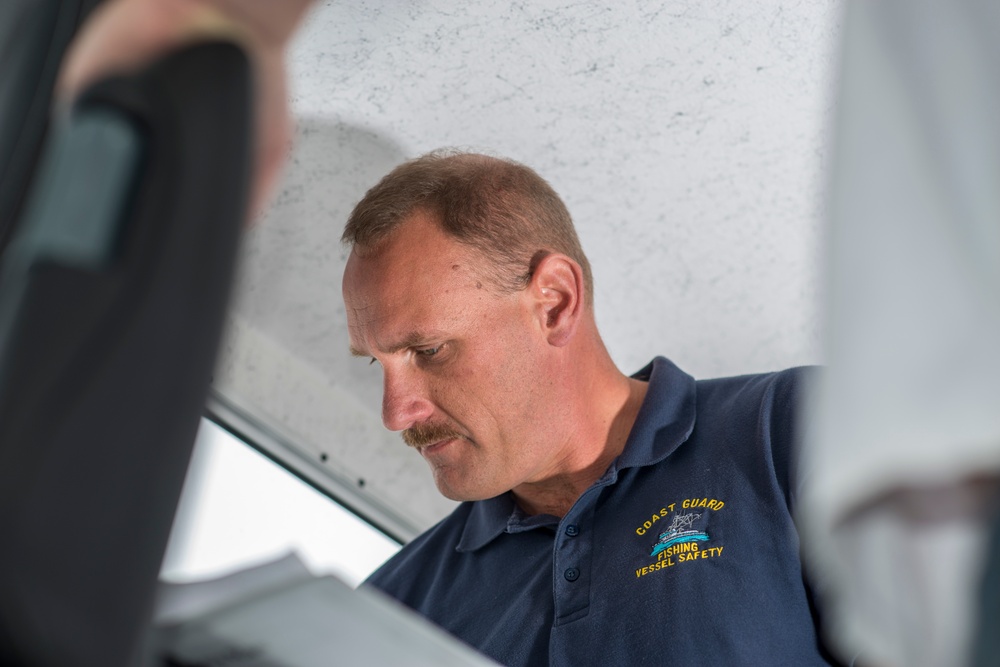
204,387,416,545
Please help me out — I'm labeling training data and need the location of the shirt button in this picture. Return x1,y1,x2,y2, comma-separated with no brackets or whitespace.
565,524,579,537
564,567,580,582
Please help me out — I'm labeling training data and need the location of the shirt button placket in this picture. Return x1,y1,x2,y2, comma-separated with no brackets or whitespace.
553,507,593,624
563,525,580,582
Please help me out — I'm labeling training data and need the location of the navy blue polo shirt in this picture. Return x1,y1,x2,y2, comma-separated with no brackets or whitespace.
365,357,834,666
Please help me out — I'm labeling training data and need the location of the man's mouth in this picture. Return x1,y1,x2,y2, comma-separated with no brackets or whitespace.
419,437,457,457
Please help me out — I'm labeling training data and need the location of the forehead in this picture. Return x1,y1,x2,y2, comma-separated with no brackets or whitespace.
342,212,491,350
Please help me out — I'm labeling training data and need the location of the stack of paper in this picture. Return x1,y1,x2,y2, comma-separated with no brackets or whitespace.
152,553,497,667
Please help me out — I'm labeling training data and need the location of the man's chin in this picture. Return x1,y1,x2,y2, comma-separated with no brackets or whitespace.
431,470,501,503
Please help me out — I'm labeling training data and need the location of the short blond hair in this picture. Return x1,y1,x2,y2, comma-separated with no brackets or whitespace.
342,150,594,306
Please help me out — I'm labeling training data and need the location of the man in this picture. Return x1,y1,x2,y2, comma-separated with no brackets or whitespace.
342,151,837,666
62,5,834,663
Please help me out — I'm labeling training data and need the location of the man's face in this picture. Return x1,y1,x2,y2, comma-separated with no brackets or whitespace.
342,211,555,501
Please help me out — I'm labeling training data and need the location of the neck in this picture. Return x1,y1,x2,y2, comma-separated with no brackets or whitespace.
511,344,648,518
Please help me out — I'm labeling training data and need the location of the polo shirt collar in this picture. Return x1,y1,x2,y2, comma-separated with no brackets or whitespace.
615,356,697,470
455,356,696,553
456,494,515,552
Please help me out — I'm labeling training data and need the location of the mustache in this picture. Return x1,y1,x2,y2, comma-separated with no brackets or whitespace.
402,422,465,448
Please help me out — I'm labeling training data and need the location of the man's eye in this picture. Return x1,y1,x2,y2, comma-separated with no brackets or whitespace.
368,357,379,366
416,346,441,358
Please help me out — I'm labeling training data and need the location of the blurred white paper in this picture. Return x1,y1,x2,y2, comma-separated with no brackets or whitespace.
155,552,314,626
153,552,497,667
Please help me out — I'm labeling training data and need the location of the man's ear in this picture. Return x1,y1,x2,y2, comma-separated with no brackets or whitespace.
528,253,585,347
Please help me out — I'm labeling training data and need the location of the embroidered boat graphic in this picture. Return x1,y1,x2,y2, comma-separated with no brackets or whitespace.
649,512,709,557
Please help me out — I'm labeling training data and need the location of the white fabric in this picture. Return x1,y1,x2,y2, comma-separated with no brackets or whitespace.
800,1,1000,664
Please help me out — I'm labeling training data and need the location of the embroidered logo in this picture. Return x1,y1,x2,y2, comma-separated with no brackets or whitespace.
648,512,708,557
633,499,726,580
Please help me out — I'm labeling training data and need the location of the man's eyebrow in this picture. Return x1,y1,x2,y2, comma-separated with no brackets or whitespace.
348,331,443,358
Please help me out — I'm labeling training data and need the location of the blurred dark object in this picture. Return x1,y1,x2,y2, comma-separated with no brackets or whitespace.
0,0,104,250
972,512,1000,667
0,40,252,667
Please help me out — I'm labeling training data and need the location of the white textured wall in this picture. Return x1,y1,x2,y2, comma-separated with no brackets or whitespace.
215,0,843,533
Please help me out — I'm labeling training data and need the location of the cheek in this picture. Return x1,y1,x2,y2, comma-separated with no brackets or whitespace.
446,298,544,429
434,347,521,432
477,339,544,426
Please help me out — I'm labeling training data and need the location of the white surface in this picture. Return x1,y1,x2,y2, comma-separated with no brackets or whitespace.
162,570,499,666
156,552,314,626
157,554,496,666
800,0,1000,664
160,419,400,587
216,0,842,532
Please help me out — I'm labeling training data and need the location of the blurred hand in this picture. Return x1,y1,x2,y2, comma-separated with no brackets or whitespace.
59,0,314,217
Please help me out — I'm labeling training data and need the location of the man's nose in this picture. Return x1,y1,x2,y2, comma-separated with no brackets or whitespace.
381,367,434,431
